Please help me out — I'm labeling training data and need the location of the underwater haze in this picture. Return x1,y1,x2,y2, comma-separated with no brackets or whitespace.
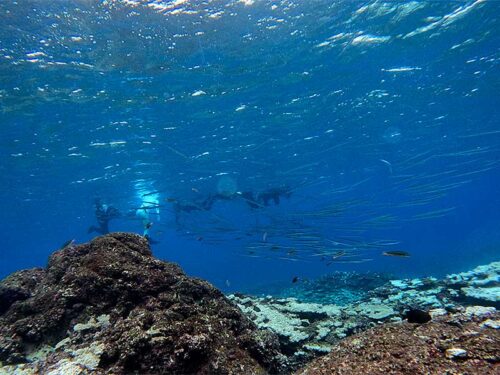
0,0,499,293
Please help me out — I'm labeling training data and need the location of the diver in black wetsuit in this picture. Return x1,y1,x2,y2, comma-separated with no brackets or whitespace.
172,200,203,224
169,185,293,218
171,194,234,224
201,193,233,210
240,186,292,209
88,198,121,235
173,201,203,214
257,186,292,206
172,193,234,215
201,186,293,209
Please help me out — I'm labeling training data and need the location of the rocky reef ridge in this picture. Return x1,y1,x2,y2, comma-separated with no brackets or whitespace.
0,233,287,374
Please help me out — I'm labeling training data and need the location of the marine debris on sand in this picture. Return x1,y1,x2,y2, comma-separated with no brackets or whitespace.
0,233,287,374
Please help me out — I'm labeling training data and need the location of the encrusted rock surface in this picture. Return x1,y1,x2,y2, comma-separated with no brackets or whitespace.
296,308,499,375
0,233,287,374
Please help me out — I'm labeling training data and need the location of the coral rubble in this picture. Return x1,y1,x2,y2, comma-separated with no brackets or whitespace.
0,233,287,374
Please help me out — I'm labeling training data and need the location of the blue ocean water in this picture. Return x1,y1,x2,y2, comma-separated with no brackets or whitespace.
0,0,499,295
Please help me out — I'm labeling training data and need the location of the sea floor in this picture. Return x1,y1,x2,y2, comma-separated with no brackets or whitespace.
230,261,499,367
0,234,498,374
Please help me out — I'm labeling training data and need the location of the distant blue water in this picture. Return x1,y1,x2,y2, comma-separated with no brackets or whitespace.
0,0,499,294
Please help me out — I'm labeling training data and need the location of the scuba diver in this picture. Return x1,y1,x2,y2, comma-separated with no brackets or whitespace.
256,186,292,206
198,186,292,211
239,186,293,209
134,206,160,245
88,198,122,235
171,199,205,225
201,193,235,210
170,194,232,225
170,185,293,215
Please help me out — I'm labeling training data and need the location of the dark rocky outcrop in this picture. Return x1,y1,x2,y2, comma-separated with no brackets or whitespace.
0,233,287,374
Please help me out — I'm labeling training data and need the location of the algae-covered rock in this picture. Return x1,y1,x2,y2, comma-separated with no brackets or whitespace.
0,233,287,374
297,309,500,375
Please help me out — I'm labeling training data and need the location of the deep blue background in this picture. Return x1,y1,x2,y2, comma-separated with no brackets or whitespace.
0,0,499,293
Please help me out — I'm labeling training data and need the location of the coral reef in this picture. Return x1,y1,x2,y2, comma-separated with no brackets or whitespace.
229,294,400,367
0,233,287,374
245,272,392,305
0,233,498,374
445,262,499,306
230,261,500,367
297,308,499,375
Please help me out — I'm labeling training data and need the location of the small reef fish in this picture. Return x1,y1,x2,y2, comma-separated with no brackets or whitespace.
292,276,299,283
403,309,431,324
383,251,411,257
